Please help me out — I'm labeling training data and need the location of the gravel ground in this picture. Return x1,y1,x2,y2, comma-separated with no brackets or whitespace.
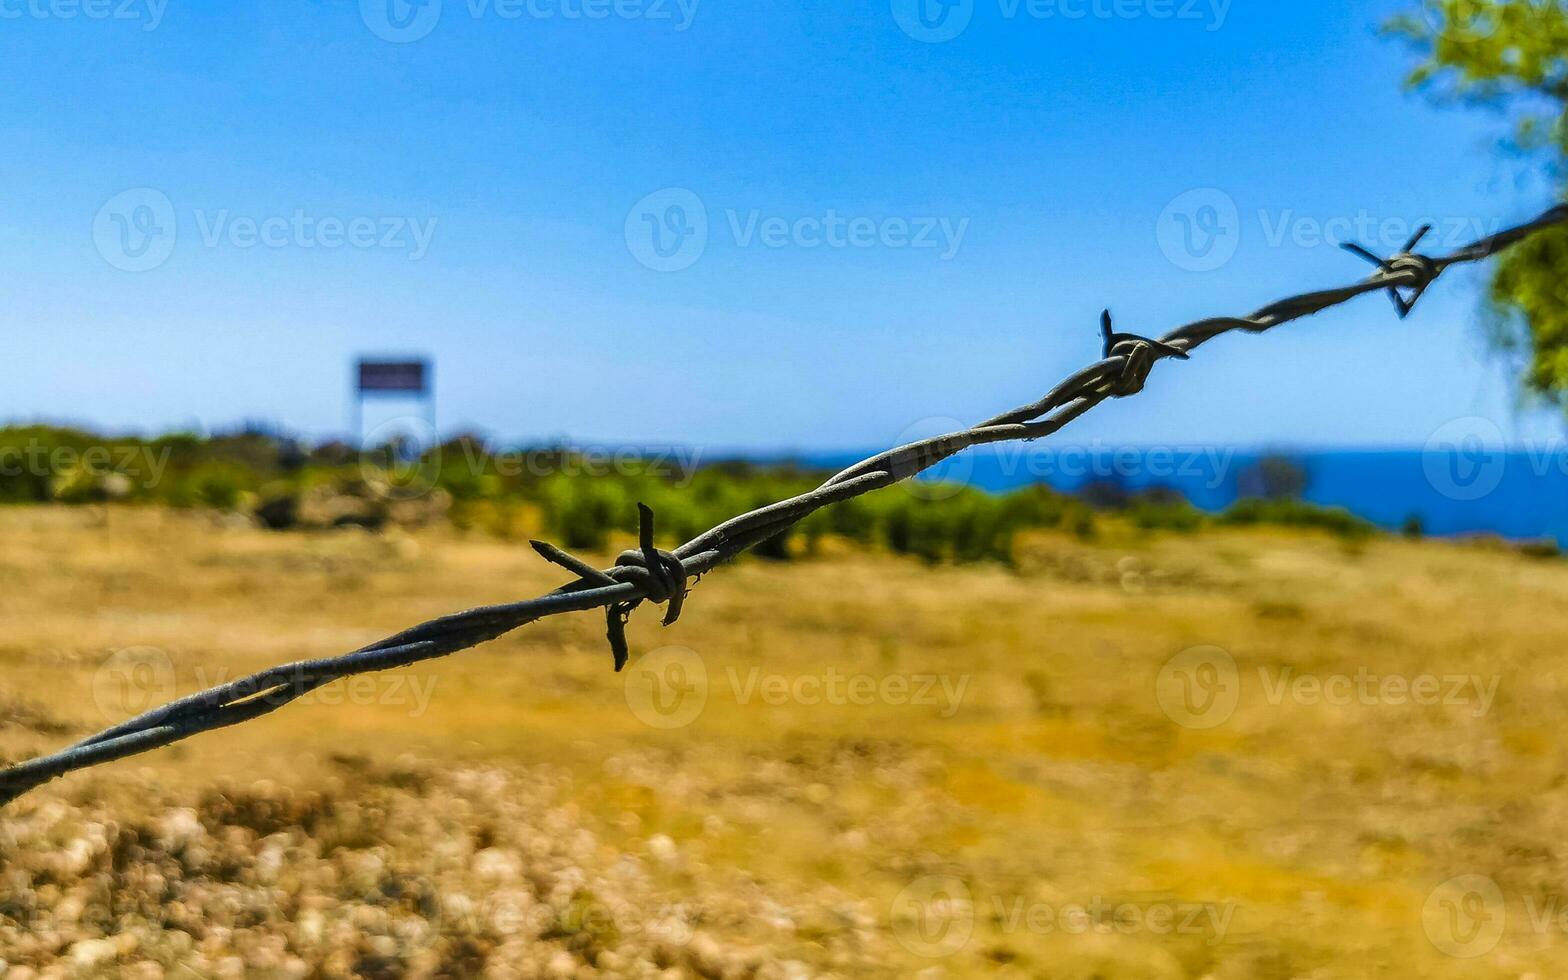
0,754,907,979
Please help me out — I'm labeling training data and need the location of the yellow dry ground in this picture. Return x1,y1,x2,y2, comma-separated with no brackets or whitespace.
4,505,1568,977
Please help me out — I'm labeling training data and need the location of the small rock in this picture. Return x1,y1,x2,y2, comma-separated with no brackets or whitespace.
69,938,118,967
647,834,678,866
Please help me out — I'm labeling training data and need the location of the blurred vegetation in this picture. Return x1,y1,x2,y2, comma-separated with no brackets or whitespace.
1237,453,1310,500
1218,497,1374,538
1388,0,1568,407
0,425,1384,564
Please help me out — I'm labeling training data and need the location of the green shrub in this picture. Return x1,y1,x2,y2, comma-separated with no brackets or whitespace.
1128,498,1205,532
171,463,254,509
1219,497,1373,538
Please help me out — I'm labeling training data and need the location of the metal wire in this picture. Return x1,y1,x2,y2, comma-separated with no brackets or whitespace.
4,203,1565,808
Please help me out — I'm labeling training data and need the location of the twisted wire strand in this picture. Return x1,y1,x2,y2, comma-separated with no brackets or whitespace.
4,202,1565,808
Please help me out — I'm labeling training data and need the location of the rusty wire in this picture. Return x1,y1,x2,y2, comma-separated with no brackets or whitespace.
4,202,1566,808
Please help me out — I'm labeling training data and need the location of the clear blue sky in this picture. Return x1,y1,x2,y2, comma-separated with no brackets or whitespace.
3,0,1562,451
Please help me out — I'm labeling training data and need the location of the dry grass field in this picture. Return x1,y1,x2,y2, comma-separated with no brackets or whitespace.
4,505,1568,978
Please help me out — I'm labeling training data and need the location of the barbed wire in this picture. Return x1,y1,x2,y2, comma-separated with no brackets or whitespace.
4,202,1566,808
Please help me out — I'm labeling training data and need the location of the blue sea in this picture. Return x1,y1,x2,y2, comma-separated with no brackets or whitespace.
778,446,1568,546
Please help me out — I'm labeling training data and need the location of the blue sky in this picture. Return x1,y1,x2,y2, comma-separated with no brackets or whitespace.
2,0,1562,452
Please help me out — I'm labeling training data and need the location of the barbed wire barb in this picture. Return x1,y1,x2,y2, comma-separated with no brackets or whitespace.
1340,222,1438,318
3,200,1566,809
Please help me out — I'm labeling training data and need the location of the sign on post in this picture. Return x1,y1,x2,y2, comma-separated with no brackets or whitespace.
358,360,429,394
351,357,435,446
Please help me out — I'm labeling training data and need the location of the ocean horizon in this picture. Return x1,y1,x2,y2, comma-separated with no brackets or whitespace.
750,446,1568,546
